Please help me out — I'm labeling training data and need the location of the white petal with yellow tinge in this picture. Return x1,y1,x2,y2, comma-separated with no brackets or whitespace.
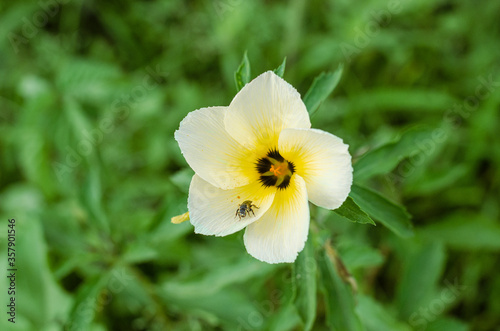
278,128,352,210
188,174,276,237
175,107,258,190
243,174,310,264
225,71,311,155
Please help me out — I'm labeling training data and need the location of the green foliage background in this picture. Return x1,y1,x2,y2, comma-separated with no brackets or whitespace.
1,0,499,330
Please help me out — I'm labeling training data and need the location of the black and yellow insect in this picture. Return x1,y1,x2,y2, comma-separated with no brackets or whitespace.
235,200,259,220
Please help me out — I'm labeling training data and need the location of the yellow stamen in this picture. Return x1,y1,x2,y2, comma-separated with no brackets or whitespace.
171,211,190,224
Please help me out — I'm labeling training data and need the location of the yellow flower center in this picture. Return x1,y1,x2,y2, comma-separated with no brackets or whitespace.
255,149,295,189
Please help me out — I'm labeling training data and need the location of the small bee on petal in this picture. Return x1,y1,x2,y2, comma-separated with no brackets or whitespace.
235,200,259,220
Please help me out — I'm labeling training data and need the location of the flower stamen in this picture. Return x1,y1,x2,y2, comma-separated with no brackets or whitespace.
256,149,295,189
270,164,283,176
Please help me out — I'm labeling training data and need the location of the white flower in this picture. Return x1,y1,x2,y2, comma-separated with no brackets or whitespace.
175,71,352,263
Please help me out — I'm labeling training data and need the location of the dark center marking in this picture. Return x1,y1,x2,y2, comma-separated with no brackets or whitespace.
255,148,295,190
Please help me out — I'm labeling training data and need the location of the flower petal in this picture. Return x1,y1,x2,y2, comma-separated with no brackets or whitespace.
188,174,276,237
278,128,353,210
243,174,309,263
175,107,257,189
225,71,311,156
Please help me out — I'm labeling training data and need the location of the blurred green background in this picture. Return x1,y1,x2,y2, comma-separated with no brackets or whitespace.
1,0,499,330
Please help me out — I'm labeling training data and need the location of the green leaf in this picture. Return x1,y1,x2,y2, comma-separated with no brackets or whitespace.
334,197,376,225
81,164,110,234
404,164,469,195
158,287,259,329
234,51,251,91
162,258,275,298
420,212,500,251
267,303,301,331
350,185,413,237
7,215,72,329
64,96,95,144
294,237,317,331
396,241,446,319
56,58,121,100
122,241,159,264
318,244,363,331
273,57,287,77
15,82,58,197
426,317,469,331
338,244,385,270
356,295,412,331
67,272,112,331
354,127,443,181
303,63,344,116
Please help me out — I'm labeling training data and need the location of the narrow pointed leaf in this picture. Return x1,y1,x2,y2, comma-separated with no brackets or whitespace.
294,237,317,331
274,57,287,78
396,242,446,319
81,164,110,233
350,185,413,237
334,197,376,225
234,51,251,91
354,127,445,181
303,64,344,116
318,244,363,331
